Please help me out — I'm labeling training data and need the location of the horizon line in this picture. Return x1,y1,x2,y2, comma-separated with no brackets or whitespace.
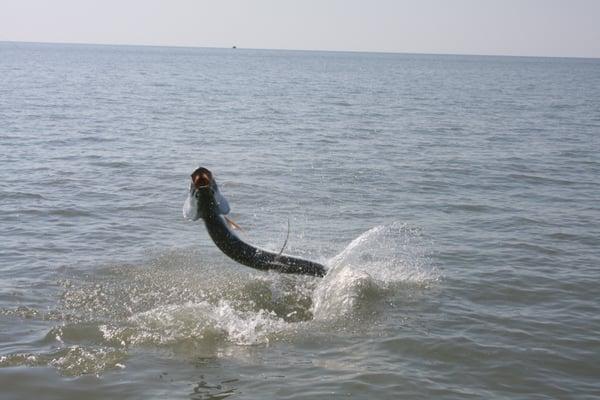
2,39,599,61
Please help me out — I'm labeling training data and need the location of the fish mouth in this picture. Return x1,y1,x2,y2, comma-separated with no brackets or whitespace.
184,166,231,220
191,167,213,188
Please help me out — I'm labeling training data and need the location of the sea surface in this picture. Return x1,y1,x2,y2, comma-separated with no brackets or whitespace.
1,42,599,399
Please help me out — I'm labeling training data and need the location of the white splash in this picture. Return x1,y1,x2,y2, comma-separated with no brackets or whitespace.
312,222,437,320
0,222,438,377
101,300,288,346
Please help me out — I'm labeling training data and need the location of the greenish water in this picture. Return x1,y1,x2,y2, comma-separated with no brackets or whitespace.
1,42,599,399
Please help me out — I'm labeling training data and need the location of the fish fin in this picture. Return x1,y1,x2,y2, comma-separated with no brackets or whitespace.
224,216,243,231
213,183,231,215
276,219,290,259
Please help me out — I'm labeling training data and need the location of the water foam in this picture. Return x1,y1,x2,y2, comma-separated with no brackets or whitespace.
0,346,126,376
100,300,288,346
312,222,437,319
1,222,436,375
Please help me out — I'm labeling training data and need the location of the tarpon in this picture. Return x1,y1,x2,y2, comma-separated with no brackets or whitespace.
183,167,326,277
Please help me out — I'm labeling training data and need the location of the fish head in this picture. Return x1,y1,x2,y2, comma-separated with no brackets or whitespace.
183,167,230,221
191,167,212,189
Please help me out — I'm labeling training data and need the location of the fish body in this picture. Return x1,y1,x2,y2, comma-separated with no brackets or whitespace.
184,167,326,277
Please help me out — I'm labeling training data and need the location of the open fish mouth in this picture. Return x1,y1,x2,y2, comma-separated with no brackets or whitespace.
183,167,231,221
183,167,214,221
191,167,212,188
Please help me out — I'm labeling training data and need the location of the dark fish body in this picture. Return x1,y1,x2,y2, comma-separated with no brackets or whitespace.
184,168,326,277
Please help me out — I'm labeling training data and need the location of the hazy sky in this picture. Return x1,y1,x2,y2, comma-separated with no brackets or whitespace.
1,0,599,58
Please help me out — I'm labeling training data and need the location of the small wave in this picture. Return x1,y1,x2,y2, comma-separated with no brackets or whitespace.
48,208,94,218
88,160,131,168
79,135,118,143
328,100,352,107
507,173,577,186
2,207,93,219
445,203,501,213
149,82,171,88
0,191,46,201
0,346,126,376
0,305,75,321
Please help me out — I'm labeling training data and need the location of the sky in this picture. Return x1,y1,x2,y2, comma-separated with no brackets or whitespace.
1,0,599,58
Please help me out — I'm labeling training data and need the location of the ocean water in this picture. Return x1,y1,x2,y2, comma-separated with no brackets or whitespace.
1,42,599,399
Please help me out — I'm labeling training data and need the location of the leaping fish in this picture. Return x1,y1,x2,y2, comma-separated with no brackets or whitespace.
183,167,326,277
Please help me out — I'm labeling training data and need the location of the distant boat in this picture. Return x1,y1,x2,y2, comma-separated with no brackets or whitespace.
232,45,237,49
